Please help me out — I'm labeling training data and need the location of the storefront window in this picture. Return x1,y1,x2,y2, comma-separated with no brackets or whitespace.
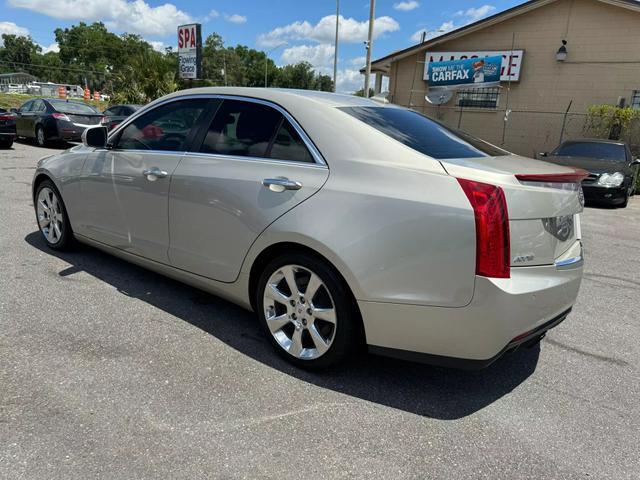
457,87,501,109
631,91,640,109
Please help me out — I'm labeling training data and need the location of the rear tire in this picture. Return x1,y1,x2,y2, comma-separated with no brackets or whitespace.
35,125,47,147
34,180,74,250
255,253,360,369
0,138,13,149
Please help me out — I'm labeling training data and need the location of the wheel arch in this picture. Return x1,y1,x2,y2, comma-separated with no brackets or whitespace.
247,241,366,343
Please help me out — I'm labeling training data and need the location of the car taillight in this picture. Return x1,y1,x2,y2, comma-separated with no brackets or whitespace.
52,113,70,121
100,116,109,124
457,178,510,279
0,114,15,120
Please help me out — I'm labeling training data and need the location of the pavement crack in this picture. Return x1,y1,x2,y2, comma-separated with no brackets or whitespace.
545,338,629,367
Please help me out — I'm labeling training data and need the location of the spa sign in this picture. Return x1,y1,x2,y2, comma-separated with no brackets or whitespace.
177,23,202,80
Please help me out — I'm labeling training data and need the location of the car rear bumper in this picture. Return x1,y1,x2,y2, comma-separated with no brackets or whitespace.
360,259,583,369
582,184,627,204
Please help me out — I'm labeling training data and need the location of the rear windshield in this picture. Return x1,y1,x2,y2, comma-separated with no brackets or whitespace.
553,142,626,161
49,100,100,115
339,106,509,159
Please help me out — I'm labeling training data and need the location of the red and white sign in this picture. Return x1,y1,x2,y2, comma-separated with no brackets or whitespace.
177,24,198,53
425,50,524,82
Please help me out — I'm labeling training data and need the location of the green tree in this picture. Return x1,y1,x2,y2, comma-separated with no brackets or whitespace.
0,34,41,75
111,49,177,104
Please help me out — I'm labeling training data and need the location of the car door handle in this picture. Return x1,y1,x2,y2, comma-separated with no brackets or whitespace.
143,167,168,180
262,177,302,192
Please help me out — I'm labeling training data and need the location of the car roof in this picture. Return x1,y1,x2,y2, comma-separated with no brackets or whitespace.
160,87,392,109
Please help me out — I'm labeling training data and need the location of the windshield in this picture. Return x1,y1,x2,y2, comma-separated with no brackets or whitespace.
49,100,100,115
553,142,626,161
339,106,509,159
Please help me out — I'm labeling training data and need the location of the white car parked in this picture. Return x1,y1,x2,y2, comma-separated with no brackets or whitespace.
32,87,585,368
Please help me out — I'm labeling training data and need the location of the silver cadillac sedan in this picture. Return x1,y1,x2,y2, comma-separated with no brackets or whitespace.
32,87,585,369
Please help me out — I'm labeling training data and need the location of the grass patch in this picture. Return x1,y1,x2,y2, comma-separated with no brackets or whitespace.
0,93,108,111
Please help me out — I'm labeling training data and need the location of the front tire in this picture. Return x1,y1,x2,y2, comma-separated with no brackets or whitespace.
34,180,74,250
256,253,360,369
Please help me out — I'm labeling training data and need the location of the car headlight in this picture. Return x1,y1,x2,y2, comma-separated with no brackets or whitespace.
597,172,624,187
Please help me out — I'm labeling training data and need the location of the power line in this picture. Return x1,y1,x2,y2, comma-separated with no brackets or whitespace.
0,60,111,76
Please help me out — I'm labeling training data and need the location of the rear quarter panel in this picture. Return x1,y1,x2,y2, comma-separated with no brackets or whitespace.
243,163,477,307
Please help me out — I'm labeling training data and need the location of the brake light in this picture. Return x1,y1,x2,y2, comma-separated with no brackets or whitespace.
515,169,588,183
100,116,109,124
457,178,510,279
52,112,70,121
0,113,15,120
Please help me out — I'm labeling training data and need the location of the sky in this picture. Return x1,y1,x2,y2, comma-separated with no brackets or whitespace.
0,0,521,92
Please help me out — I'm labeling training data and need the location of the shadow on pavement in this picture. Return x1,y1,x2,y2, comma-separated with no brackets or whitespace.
26,231,540,420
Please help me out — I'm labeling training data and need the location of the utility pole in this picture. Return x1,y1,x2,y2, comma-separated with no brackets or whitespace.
363,0,376,98
333,0,340,92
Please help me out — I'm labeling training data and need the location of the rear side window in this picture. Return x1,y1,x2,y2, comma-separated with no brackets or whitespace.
200,100,281,158
339,106,509,159
117,99,207,152
269,119,314,163
553,142,626,161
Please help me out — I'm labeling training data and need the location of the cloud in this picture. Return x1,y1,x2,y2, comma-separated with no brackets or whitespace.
257,14,400,48
410,5,495,43
7,0,192,36
41,42,60,53
204,9,219,21
0,22,30,44
281,44,335,68
455,5,496,22
225,14,247,24
148,41,166,52
335,68,363,94
393,1,419,11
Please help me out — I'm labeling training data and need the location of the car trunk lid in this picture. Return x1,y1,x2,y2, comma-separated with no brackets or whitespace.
440,154,585,268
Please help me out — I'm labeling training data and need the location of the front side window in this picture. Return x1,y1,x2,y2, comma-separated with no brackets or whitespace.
340,106,509,159
553,142,626,161
117,99,207,152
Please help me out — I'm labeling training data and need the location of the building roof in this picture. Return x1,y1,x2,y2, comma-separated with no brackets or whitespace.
366,0,640,74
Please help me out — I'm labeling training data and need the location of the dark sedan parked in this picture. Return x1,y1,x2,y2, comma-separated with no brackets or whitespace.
100,104,142,131
14,98,104,147
540,139,640,207
0,107,17,149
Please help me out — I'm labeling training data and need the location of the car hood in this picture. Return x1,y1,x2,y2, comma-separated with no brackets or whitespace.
545,155,626,174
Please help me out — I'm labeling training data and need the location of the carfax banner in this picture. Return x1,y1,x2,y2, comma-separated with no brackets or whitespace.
427,55,502,90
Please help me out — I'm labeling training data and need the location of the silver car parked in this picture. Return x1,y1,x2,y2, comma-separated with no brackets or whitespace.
32,88,585,369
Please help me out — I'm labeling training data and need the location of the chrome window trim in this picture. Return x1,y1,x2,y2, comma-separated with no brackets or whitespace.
107,93,327,167
183,151,328,169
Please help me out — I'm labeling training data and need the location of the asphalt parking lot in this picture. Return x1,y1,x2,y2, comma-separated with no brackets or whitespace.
1,141,639,479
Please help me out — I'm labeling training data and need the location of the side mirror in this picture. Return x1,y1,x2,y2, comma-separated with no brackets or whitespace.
538,152,548,158
632,158,640,166
82,126,108,148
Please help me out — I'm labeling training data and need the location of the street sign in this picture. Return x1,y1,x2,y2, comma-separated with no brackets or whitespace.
177,23,202,80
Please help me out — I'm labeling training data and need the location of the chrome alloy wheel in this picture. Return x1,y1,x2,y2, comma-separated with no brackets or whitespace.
37,187,64,244
262,264,337,360
36,127,45,146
